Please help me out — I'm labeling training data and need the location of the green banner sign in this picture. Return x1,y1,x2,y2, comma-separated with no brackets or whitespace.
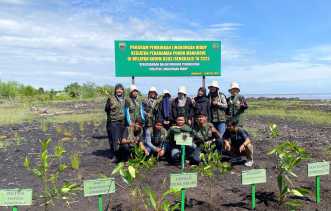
241,169,267,185
0,189,32,206
308,161,330,177
170,172,198,189
84,178,115,197
115,40,221,77
175,133,193,146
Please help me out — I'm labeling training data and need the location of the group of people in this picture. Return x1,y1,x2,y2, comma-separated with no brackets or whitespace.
105,80,254,167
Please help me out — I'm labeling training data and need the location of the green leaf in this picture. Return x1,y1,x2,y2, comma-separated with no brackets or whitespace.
41,151,49,170
112,162,124,175
148,189,157,209
128,165,136,178
290,189,304,197
23,156,30,169
55,144,66,158
58,163,68,172
285,199,302,209
70,153,80,170
41,138,51,152
32,168,42,177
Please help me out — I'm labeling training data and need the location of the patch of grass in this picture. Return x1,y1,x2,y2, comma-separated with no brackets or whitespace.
48,112,104,124
0,103,35,125
246,108,331,125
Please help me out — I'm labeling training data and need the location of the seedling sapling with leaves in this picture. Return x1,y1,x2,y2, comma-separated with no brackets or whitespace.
268,140,310,209
193,143,231,206
24,138,80,210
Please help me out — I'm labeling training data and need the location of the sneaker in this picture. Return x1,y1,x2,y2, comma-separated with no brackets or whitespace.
244,160,254,167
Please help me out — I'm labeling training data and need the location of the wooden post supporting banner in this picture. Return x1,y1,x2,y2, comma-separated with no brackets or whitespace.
202,76,206,88
131,76,135,85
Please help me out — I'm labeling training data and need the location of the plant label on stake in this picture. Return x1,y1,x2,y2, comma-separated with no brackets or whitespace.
175,133,193,146
241,169,266,209
308,161,330,204
84,178,115,211
170,173,198,189
0,189,32,208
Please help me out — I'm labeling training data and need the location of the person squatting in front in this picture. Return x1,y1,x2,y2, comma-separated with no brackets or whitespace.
222,119,254,167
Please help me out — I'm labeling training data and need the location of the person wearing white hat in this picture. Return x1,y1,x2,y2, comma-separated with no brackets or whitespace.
208,80,228,141
154,89,173,129
171,86,193,125
124,85,145,126
142,86,159,128
226,81,248,126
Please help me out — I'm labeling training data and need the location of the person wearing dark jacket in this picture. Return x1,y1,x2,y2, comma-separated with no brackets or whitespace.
155,89,173,130
192,87,210,128
171,86,193,126
105,83,126,162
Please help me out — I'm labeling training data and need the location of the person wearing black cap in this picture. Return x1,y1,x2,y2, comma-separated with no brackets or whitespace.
105,83,126,162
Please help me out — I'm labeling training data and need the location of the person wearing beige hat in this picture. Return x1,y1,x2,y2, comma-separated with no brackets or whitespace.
208,80,228,141
125,85,145,126
142,86,159,128
171,86,193,125
226,82,248,126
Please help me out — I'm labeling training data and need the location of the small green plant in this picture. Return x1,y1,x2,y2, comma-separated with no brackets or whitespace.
268,141,310,209
143,179,181,211
268,123,280,138
70,153,80,170
24,138,80,210
128,145,157,171
193,143,231,206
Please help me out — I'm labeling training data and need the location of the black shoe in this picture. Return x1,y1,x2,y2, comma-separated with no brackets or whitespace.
111,156,119,163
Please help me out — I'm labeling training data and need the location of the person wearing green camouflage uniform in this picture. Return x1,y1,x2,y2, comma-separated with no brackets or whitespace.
125,85,144,126
226,82,248,126
192,112,223,163
143,120,168,158
105,83,126,162
208,81,228,137
119,122,145,161
142,87,159,128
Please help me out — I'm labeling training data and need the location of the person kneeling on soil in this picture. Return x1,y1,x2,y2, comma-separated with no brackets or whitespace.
223,120,254,167
192,112,223,164
143,120,168,158
167,115,197,164
118,122,146,162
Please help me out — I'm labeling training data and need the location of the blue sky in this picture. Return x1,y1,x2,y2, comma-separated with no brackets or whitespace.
0,0,330,95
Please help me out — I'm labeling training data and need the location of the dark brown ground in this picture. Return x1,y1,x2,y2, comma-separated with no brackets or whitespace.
0,101,331,211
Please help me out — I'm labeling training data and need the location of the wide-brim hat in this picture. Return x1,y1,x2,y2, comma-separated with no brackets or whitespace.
149,86,158,94
163,89,171,95
130,85,139,93
229,82,240,92
178,86,187,95
208,80,219,89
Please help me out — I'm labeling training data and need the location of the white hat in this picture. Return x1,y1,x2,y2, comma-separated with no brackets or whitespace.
229,82,240,92
130,85,138,93
178,86,187,95
208,80,220,89
149,86,158,93
163,89,171,95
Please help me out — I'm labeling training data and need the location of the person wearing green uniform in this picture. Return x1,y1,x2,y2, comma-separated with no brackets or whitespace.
119,121,145,161
142,86,159,129
193,112,223,161
167,115,196,164
208,80,228,137
105,83,126,162
143,120,168,158
125,85,145,126
226,82,248,126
